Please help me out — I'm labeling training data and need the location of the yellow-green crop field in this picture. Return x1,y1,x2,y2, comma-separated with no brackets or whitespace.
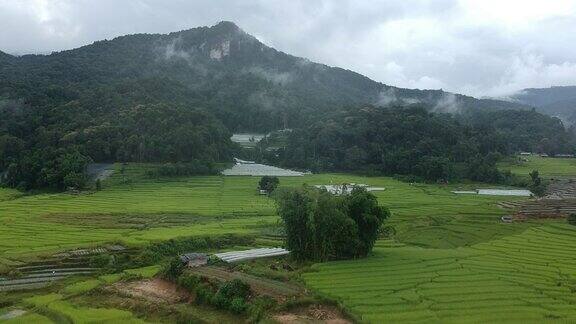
498,155,576,179
1,160,575,323
305,224,576,323
0,165,527,260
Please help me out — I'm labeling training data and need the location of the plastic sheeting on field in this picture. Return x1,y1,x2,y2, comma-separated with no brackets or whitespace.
477,189,532,196
214,248,289,263
314,184,386,195
452,189,532,196
222,163,305,176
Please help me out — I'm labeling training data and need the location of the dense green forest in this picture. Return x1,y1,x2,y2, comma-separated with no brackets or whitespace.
0,21,574,190
0,101,233,190
259,105,575,182
0,21,528,131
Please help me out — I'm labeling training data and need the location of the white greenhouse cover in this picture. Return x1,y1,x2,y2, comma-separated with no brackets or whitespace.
452,189,532,196
222,163,305,176
214,248,289,263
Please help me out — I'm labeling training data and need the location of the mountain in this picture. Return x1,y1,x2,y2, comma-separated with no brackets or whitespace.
509,86,576,125
0,21,528,131
0,51,14,63
2,21,573,190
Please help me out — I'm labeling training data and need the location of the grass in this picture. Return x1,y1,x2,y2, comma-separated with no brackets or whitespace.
123,265,161,278
63,265,164,296
498,155,576,179
304,223,576,323
24,293,147,323
2,313,53,323
64,279,103,295
2,160,575,323
0,165,527,261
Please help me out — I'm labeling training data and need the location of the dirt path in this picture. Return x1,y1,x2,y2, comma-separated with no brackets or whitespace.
191,266,303,300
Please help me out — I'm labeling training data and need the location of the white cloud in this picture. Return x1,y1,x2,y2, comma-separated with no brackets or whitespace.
0,0,575,97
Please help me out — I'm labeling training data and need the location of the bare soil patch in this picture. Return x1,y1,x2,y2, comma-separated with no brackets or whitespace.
112,278,189,304
273,304,351,324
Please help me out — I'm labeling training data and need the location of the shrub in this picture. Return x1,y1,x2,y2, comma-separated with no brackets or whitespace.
177,273,201,291
89,254,113,268
194,283,214,305
568,214,576,226
161,257,184,281
212,291,231,309
229,297,247,314
217,279,251,300
259,176,279,194
247,296,277,322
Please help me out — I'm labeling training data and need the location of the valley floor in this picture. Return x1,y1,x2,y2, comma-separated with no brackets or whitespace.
0,158,574,323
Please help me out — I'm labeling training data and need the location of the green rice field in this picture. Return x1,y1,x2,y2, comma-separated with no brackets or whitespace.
2,162,576,323
304,224,576,323
498,155,576,178
0,165,526,261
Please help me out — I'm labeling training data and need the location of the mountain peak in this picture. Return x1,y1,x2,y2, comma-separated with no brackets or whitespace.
213,21,241,31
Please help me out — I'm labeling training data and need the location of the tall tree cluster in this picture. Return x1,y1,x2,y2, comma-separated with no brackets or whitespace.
276,186,389,261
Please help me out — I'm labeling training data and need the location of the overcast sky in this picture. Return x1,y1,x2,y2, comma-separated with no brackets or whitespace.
1,0,576,97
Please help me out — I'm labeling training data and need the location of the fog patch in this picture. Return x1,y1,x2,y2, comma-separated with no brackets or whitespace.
376,88,420,106
155,37,209,76
433,93,461,113
160,37,192,60
245,67,293,85
376,88,397,105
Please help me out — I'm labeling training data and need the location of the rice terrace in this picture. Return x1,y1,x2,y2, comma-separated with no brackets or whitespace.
2,6,576,324
0,155,574,323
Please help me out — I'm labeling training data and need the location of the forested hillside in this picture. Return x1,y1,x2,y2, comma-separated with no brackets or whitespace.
510,86,576,125
0,21,527,131
0,21,572,190
263,106,575,182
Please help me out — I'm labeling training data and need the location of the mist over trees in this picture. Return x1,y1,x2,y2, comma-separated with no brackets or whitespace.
0,22,574,190
262,106,575,183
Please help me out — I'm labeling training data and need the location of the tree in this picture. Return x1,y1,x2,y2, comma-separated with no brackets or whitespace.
529,170,541,186
258,176,279,194
346,187,390,256
568,213,576,226
276,186,388,261
529,169,546,197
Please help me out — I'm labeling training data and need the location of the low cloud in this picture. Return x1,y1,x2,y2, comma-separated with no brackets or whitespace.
376,87,420,106
433,92,461,113
244,67,294,85
160,37,191,60
1,0,576,96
